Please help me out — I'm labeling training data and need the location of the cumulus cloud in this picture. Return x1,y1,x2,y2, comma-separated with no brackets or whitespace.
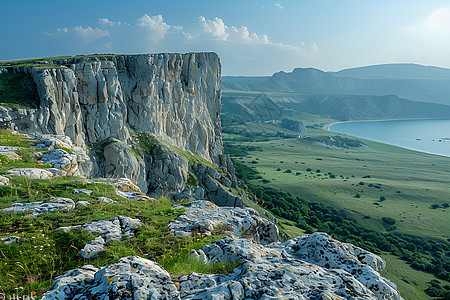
72,26,109,41
136,14,170,42
41,13,318,75
199,16,229,40
275,3,284,10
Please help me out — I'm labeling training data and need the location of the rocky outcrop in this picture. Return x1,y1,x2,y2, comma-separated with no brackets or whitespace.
57,215,143,259
2,197,75,216
43,233,402,300
280,118,306,133
1,53,224,197
169,200,278,244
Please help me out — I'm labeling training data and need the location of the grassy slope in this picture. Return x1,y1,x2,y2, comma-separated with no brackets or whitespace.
225,128,450,242
223,123,450,300
0,130,234,298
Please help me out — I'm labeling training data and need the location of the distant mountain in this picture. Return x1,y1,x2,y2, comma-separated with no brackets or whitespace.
222,63,450,105
334,63,450,79
222,92,450,121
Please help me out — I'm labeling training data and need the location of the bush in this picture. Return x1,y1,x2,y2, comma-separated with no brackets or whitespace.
430,204,441,209
185,172,198,188
354,193,361,198
379,196,386,202
283,169,292,173
306,168,312,172
382,217,396,225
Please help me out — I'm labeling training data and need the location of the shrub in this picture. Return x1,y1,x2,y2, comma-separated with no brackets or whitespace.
382,217,396,225
185,172,198,188
354,194,361,198
283,169,292,173
379,196,386,202
430,204,441,209
306,168,312,172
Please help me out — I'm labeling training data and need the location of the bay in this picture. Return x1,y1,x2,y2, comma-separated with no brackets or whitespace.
328,118,450,157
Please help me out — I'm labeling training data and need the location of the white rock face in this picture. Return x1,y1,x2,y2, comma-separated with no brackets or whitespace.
12,53,223,179
169,200,279,244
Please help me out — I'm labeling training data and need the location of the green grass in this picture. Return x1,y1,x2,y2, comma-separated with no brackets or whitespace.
224,129,450,242
380,253,448,300
0,129,236,297
222,122,450,299
0,54,122,69
0,73,39,109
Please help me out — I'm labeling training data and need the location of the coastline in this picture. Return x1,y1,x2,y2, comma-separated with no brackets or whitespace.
322,118,450,158
322,117,450,132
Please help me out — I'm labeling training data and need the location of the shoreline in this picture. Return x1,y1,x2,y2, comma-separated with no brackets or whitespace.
322,118,450,158
322,117,450,132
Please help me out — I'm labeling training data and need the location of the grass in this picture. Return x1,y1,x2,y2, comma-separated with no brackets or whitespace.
223,123,450,299
224,128,450,242
133,131,221,172
0,54,122,69
0,73,39,109
380,253,448,300
0,129,237,298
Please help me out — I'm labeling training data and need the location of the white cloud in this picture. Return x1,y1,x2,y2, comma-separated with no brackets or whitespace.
275,3,284,10
72,26,109,41
426,7,450,33
98,18,122,27
199,16,229,40
42,13,318,75
43,27,68,36
137,14,170,42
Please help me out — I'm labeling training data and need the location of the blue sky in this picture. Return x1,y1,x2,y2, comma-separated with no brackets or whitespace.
1,0,449,75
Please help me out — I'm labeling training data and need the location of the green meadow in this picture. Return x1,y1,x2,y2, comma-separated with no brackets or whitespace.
223,120,450,299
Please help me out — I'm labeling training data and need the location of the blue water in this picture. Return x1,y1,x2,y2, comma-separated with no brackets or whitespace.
329,119,450,157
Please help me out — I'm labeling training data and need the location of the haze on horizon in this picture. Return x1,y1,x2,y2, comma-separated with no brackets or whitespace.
1,0,449,76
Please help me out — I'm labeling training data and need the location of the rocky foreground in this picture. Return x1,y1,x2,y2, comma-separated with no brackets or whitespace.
41,200,402,300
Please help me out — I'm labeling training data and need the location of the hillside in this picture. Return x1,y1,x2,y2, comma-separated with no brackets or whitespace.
223,63,450,106
0,54,406,299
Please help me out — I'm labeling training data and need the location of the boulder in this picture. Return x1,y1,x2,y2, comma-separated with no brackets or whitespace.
57,216,143,259
168,200,278,244
1,197,75,216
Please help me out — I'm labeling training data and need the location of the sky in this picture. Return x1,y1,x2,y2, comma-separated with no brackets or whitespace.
1,0,450,75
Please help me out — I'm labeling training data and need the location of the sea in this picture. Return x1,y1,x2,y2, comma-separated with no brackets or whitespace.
328,118,450,157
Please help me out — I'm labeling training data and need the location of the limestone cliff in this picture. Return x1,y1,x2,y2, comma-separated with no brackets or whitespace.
2,53,228,195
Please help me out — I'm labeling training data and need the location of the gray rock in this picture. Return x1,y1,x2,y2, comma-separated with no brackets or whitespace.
103,139,147,193
0,175,9,186
7,168,65,179
40,149,78,176
1,197,75,216
73,189,92,196
42,264,99,299
58,216,143,258
10,53,225,185
0,145,21,160
42,256,179,300
0,236,21,245
44,234,403,299
98,197,116,204
76,201,91,207
169,200,278,244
